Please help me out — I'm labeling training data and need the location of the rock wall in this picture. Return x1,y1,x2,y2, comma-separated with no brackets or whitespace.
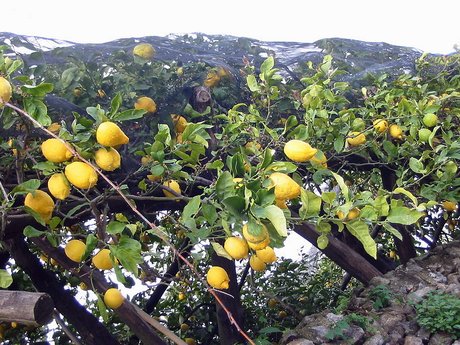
281,241,460,345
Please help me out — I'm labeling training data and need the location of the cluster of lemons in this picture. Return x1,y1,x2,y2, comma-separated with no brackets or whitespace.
346,118,404,147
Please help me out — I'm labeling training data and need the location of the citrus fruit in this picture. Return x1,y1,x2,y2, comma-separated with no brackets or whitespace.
373,119,388,133
351,118,366,131
65,162,98,189
133,43,155,59
147,174,161,182
268,172,301,200
249,255,266,272
242,223,269,244
204,70,220,88
64,239,86,263
96,122,129,147
346,132,366,146
244,141,262,155
141,156,153,165
171,114,188,133
163,180,181,197
0,77,12,105
268,298,278,308
310,150,328,168
283,139,317,162
278,310,288,318
94,147,121,171
422,113,438,128
336,210,346,220
104,288,124,309
92,249,115,270
134,96,157,113
180,323,190,332
41,138,73,163
347,207,361,220
275,198,288,209
442,201,457,212
184,338,196,345
418,128,432,143
24,190,54,222
256,246,277,263
224,236,249,260
389,124,403,140
178,292,186,301
206,266,230,289
47,122,61,134
47,173,71,200
247,236,270,251
444,161,457,175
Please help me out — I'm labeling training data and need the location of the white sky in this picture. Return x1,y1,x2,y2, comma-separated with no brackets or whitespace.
2,0,459,54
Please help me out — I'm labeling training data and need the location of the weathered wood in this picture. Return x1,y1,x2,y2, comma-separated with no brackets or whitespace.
0,291,54,326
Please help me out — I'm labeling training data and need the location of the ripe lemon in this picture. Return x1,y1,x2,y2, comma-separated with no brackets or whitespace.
94,147,121,171
346,132,366,146
275,198,288,209
284,140,318,162
184,338,196,345
422,113,438,128
24,190,54,222
96,122,129,147
65,162,98,189
134,96,157,113
373,119,388,133
104,288,124,309
41,138,73,163
268,298,278,308
163,180,181,197
224,237,249,260
242,223,269,243
204,70,220,88
79,282,88,290
92,249,115,270
389,124,403,140
48,173,71,200
171,114,188,133
442,201,457,212
247,236,270,250
178,292,186,301
256,246,277,263
147,174,161,182
268,172,301,200
347,207,361,220
133,43,155,59
206,266,230,289
0,77,12,105
64,239,86,263
249,255,266,272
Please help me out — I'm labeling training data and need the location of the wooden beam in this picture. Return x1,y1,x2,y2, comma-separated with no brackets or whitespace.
0,291,53,326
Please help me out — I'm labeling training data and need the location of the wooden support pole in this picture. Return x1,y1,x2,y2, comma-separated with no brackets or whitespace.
0,291,54,326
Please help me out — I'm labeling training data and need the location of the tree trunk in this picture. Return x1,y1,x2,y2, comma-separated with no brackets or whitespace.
294,222,383,285
211,252,245,345
0,291,54,326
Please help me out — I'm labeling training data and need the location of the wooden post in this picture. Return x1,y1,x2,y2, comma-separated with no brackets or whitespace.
0,291,54,326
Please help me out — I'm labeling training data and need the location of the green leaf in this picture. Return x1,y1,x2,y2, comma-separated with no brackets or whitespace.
182,196,201,221
382,222,403,240
21,83,54,97
110,93,122,116
11,179,40,195
346,220,377,259
393,187,418,207
0,270,13,288
260,56,275,75
112,109,146,122
331,172,350,201
83,234,98,260
202,203,218,225
23,225,44,238
374,194,389,217
24,98,51,126
409,157,426,174
222,196,246,216
299,189,322,219
321,192,336,204
251,205,287,237
110,236,142,276
106,221,126,235
96,294,109,323
211,242,233,261
264,161,298,174
317,234,329,250
387,206,423,225
216,171,235,200
246,75,260,92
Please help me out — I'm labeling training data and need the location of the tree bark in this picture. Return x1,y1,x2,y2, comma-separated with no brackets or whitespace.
294,222,382,285
0,291,54,326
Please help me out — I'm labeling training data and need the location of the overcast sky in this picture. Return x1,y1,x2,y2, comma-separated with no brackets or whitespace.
2,0,459,54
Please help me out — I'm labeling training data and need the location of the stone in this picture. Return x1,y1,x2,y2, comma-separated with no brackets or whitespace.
287,340,314,345
407,286,435,304
428,332,454,345
370,276,390,286
363,334,385,345
404,335,424,345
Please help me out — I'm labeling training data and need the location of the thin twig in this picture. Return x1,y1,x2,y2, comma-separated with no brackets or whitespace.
53,311,83,345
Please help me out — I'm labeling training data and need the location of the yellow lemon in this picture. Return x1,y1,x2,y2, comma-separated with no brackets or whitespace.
47,173,71,200
0,77,12,105
180,323,190,332
184,338,196,345
204,70,221,88
65,162,98,189
8,138,18,156
147,174,161,182
64,239,86,263
47,122,61,134
104,288,124,309
268,172,301,200
206,266,230,289
92,249,115,270
310,150,328,168
347,207,361,220
178,292,186,301
134,96,157,113
133,43,155,59
171,114,188,133
79,282,88,290
346,132,366,146
224,237,249,260
247,236,270,251
242,223,269,244
41,138,73,163
176,133,183,144
256,246,277,263
249,255,266,272
442,201,457,212
24,190,54,222
94,147,121,171
284,140,318,162
96,122,129,147
373,119,388,133
336,210,346,220
389,124,403,140
275,198,288,209
163,180,181,197
141,156,153,166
